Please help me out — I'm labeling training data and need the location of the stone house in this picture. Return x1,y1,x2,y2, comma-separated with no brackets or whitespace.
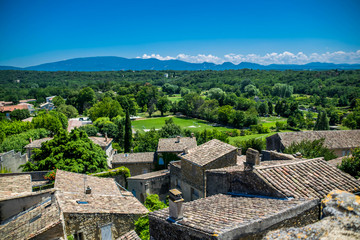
149,191,320,240
0,150,28,173
266,130,360,157
112,152,155,176
156,136,197,167
24,136,115,167
206,148,360,200
0,170,148,240
172,139,238,202
128,169,170,203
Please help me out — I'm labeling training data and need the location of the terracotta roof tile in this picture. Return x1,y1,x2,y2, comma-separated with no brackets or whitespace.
0,175,32,200
157,137,197,153
54,170,148,214
0,196,63,239
128,170,169,180
150,194,316,236
180,139,237,166
254,158,360,199
273,130,360,149
116,230,141,240
112,152,155,164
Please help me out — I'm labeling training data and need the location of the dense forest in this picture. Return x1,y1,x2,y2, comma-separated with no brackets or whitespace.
0,69,359,103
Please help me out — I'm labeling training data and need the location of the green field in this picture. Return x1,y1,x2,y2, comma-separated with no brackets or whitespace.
168,94,183,102
132,116,231,133
258,116,287,128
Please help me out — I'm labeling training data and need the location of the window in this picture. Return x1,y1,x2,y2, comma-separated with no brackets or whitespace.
159,157,164,165
73,232,84,240
142,168,148,174
342,150,346,156
132,189,136,197
101,224,112,240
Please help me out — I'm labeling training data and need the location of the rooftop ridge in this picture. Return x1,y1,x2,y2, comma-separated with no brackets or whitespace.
254,158,323,170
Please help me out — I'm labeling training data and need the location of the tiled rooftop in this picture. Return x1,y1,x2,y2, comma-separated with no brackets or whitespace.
0,196,63,239
150,194,316,236
116,230,141,240
274,130,360,149
24,137,53,148
55,170,148,214
180,139,237,166
254,158,360,199
157,137,197,153
88,136,112,147
0,174,32,200
128,170,169,180
112,152,155,164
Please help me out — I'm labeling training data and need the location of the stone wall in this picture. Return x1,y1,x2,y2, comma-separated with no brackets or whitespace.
112,162,154,177
0,150,27,173
0,171,49,181
64,213,141,240
128,172,170,203
0,190,54,222
206,170,285,198
266,134,282,151
181,150,237,195
149,215,212,240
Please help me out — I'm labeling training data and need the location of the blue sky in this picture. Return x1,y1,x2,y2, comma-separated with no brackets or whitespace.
0,0,359,67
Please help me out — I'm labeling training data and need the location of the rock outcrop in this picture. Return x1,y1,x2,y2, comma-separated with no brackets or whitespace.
264,190,360,240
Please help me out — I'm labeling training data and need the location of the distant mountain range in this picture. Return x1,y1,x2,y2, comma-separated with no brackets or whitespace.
1,56,360,71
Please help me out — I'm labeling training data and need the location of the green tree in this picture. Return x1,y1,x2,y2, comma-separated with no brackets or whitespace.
79,124,98,136
52,96,65,107
284,138,336,160
10,109,30,120
314,111,330,130
21,129,107,173
88,97,124,121
218,105,234,124
124,111,132,152
0,128,49,153
339,148,360,178
134,194,167,240
133,129,160,152
258,102,269,116
233,138,265,154
77,87,96,113
268,101,273,115
32,111,67,135
158,118,182,137
56,104,78,118
272,83,293,98
244,84,260,97
342,99,360,129
156,97,171,116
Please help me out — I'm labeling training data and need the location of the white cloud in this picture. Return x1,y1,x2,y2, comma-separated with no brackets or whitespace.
138,50,360,65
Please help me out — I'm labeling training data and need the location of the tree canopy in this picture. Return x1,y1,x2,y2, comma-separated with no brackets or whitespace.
22,129,108,173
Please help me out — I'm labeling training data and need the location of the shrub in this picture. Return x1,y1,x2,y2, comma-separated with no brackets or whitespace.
338,148,360,179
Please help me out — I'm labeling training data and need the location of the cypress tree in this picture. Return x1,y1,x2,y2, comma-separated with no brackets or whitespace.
314,111,330,130
124,111,132,153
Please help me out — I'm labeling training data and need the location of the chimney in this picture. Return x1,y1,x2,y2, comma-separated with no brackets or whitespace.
191,133,194,138
176,136,180,143
85,186,91,194
294,152,302,159
183,147,188,154
29,137,32,143
105,133,108,142
245,148,260,170
237,147,242,156
169,189,184,221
